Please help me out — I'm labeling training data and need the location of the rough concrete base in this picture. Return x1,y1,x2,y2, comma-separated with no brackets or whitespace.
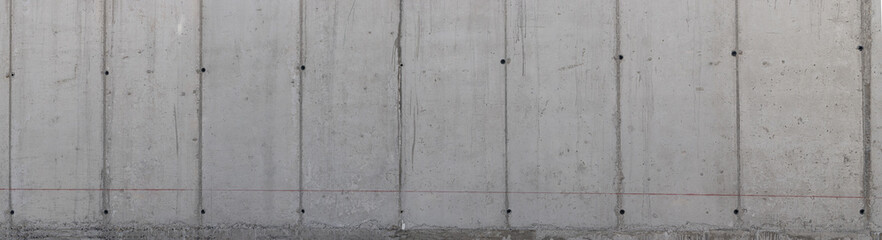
5,227,882,239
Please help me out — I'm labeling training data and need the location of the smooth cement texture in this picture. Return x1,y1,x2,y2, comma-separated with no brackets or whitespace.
0,0,879,239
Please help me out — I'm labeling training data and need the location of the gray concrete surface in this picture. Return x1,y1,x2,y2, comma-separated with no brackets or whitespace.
301,0,400,229
400,0,507,229
0,0,878,238
201,0,301,226
505,0,618,229
873,0,882,232
105,0,201,225
739,0,865,230
620,0,738,228
11,0,103,226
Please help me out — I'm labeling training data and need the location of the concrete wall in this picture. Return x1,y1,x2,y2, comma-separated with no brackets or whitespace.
0,0,878,239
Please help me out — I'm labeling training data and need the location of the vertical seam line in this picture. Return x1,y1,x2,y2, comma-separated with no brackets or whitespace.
100,0,110,226
861,0,873,229
196,0,204,227
614,0,624,230
734,0,743,227
297,0,305,228
396,0,404,229
502,0,511,229
5,0,12,229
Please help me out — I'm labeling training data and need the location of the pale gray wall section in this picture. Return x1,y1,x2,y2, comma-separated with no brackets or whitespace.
620,0,738,227
10,0,103,226
506,0,618,229
301,0,400,228
105,0,200,225
401,0,507,228
740,0,864,230
0,0,877,234
201,0,300,226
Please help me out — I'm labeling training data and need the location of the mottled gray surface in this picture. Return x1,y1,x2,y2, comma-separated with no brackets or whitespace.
0,0,877,238
505,0,618,229
739,0,864,230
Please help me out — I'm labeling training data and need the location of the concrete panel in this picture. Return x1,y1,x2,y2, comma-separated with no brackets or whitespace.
10,0,103,225
620,0,738,227
401,0,506,228
301,0,399,228
202,0,300,226
105,0,200,225
505,0,617,228
740,0,863,230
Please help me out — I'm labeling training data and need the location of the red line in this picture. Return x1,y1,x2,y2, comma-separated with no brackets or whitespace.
0,188,866,199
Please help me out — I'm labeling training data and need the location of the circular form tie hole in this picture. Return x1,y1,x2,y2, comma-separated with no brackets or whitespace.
9,210,13,215
300,65,305,70
860,209,865,215
200,68,206,73
858,46,865,51
105,71,109,76
200,209,205,214
506,209,511,214
103,210,108,215
301,209,305,214
619,209,625,215
618,55,624,60
733,209,739,215
731,51,738,56
500,59,507,64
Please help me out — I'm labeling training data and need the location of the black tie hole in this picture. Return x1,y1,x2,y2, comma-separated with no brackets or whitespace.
860,209,865,215
9,210,13,215
617,55,624,60
300,65,305,70
103,210,108,215
731,51,738,56
500,59,507,64
506,209,511,214
300,209,305,214
733,209,739,215
619,209,625,215
104,71,109,76
400,210,404,213
200,68,206,73
200,209,205,214
858,46,865,51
